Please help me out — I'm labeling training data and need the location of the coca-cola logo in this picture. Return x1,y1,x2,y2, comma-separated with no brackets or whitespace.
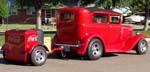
28,35,37,42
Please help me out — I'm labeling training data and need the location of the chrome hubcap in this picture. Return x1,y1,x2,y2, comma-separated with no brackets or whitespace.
35,50,45,63
140,41,147,52
91,43,101,57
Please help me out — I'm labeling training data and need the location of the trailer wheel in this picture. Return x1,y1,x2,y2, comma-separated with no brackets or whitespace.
87,39,103,60
30,46,47,66
136,39,148,55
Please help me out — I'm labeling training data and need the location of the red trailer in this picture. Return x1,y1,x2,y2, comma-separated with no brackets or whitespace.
1,29,49,66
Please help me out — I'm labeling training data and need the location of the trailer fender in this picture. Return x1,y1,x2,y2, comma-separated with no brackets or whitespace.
26,44,49,54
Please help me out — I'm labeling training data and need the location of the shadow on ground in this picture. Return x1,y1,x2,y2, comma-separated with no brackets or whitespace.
0,58,10,65
117,52,138,55
47,51,138,60
48,53,119,60
0,51,10,65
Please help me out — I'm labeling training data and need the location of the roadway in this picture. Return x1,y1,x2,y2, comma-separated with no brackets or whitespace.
0,44,150,72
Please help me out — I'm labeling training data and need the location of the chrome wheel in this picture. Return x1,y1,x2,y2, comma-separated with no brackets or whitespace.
136,39,148,55
34,50,45,64
87,39,103,60
139,41,147,53
31,46,47,66
91,43,101,57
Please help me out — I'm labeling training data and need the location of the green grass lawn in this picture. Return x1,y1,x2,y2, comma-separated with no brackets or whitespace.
0,24,56,31
0,35,4,46
0,24,36,31
138,31,150,36
44,34,55,37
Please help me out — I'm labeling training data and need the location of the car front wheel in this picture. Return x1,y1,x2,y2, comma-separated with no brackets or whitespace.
136,38,148,55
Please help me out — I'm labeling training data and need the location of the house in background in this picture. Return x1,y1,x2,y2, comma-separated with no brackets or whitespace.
6,0,39,24
6,0,83,24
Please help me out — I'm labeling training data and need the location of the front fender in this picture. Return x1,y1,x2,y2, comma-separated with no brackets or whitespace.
77,34,104,55
123,34,147,51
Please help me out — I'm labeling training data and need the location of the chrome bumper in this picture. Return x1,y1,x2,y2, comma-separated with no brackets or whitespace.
55,43,80,47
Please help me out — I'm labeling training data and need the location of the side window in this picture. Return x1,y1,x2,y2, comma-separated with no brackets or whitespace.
93,13,108,23
110,16,120,24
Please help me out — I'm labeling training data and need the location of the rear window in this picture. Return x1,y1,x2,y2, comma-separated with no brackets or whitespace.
60,12,75,21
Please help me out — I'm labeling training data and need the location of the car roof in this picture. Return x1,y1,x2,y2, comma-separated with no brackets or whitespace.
86,7,121,14
59,7,122,15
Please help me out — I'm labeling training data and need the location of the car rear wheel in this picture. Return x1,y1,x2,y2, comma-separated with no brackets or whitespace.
87,39,103,60
30,46,47,66
136,38,148,55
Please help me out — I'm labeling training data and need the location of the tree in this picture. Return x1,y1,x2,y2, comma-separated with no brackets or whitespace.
144,0,150,31
15,0,63,29
0,0,9,24
15,0,150,30
130,0,150,31
95,0,132,9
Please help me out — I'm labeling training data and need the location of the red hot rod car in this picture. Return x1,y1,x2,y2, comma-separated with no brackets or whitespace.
51,7,148,60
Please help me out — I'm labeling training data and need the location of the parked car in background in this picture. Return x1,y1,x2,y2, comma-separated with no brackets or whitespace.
125,15,145,23
124,12,145,24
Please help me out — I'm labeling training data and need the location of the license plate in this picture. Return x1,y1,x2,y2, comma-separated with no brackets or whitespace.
64,46,70,52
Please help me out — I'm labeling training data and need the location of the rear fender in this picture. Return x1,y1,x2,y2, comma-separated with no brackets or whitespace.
78,34,104,55
123,34,147,51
